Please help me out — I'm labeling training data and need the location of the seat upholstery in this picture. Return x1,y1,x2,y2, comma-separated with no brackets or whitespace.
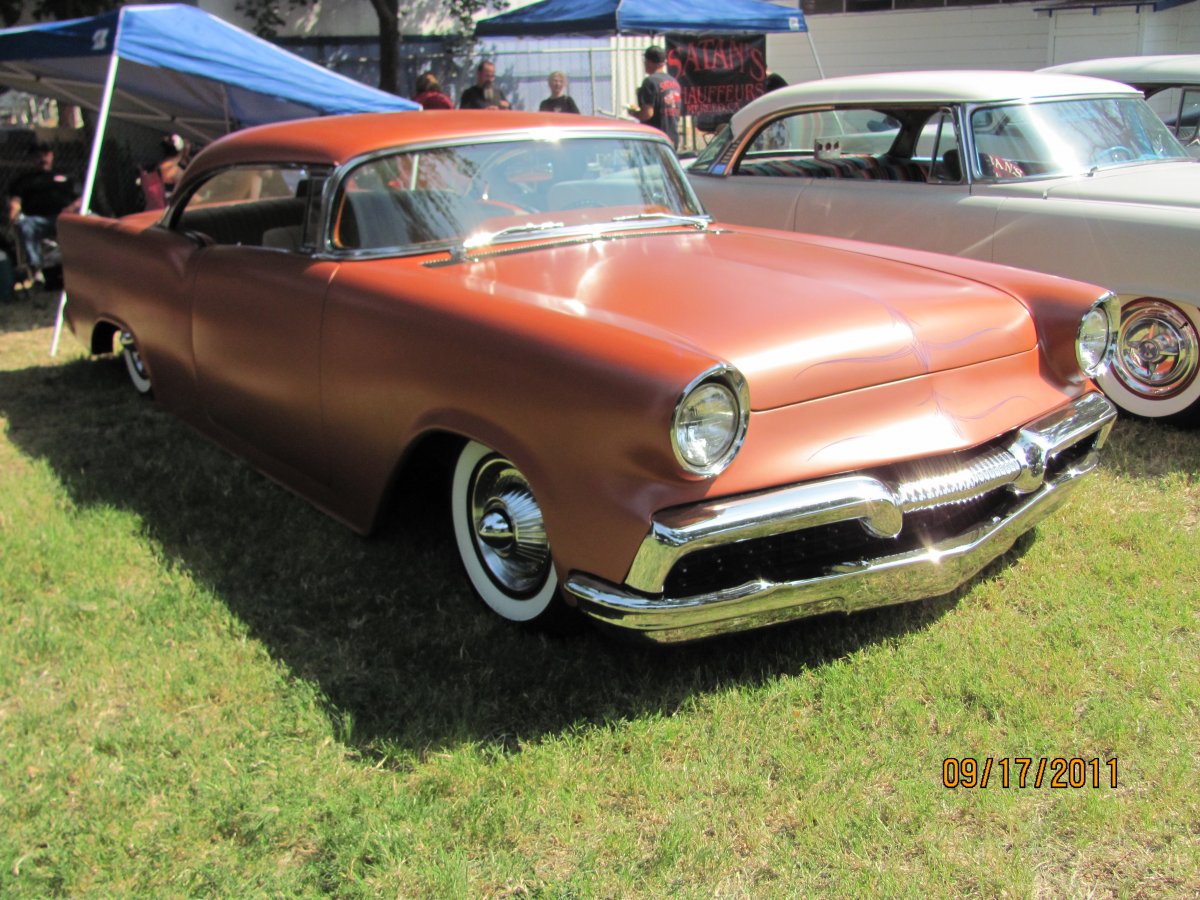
179,197,306,248
738,155,928,182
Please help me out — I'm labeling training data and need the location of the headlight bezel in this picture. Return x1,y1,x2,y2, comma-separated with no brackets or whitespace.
1076,292,1119,378
671,364,750,478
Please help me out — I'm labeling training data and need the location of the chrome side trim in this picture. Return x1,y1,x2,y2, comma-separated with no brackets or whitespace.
572,393,1115,642
624,392,1114,594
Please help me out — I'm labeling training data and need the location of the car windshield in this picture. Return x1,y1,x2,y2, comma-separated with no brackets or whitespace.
331,135,703,254
969,96,1190,180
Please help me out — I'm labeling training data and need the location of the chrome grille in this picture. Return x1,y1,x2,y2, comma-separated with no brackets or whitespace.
891,446,1022,513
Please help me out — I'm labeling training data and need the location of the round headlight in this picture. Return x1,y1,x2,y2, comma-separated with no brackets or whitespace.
1077,300,1114,377
671,371,747,476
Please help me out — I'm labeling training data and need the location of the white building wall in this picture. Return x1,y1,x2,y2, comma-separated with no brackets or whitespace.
768,2,1200,84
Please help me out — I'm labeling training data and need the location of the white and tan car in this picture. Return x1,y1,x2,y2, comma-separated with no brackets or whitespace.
688,70,1200,422
1042,55,1200,157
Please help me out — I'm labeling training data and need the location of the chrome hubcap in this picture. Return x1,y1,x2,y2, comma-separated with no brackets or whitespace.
1113,300,1199,399
469,456,550,595
120,331,147,377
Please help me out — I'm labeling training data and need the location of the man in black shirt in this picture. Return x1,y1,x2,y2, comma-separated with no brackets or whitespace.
460,60,510,110
7,142,78,278
628,45,681,149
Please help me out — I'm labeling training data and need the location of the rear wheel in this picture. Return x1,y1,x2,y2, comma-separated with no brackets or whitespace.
1099,298,1200,422
450,440,560,623
119,331,152,396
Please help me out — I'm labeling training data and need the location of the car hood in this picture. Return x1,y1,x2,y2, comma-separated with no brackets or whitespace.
1028,159,1200,208
449,227,1037,411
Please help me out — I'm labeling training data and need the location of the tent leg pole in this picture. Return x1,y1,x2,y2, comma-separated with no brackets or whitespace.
589,48,597,116
50,289,69,357
806,31,826,80
53,30,121,357
79,47,121,217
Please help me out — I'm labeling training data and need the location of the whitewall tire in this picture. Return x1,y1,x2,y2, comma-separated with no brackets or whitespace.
120,331,152,396
451,440,559,623
1098,298,1200,421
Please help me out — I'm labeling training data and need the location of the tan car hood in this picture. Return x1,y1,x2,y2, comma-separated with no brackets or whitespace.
451,228,1037,411
1034,159,1200,208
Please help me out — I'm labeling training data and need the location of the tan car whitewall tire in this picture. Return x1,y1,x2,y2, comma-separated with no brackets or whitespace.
1098,298,1200,420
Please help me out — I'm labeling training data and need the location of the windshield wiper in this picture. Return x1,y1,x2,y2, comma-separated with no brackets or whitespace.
461,220,566,251
610,212,709,230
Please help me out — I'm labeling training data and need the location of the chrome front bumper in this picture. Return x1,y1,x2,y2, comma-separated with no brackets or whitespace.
565,392,1116,643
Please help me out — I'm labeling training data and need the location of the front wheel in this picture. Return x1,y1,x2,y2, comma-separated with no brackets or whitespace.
1098,298,1200,422
451,440,561,624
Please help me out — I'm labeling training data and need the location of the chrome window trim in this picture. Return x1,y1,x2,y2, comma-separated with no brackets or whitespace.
421,227,724,269
313,130,705,259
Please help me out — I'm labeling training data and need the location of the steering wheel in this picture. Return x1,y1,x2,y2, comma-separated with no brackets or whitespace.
1096,145,1134,164
465,167,536,214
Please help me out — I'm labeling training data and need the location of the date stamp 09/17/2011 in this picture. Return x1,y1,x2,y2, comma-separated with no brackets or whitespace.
942,757,1119,789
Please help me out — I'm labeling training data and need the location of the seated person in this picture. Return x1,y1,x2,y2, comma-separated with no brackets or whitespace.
6,141,80,284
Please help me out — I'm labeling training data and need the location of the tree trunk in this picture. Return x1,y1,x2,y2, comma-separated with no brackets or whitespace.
369,0,400,95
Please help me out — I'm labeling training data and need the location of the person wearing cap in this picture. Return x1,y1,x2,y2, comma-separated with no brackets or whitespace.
627,45,682,149
139,133,191,211
6,141,79,285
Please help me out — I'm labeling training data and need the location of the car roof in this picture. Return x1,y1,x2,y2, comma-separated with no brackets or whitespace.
729,69,1139,134
182,111,662,185
1040,54,1200,88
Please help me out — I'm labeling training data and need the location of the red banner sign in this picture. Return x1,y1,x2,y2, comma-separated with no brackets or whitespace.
666,34,768,118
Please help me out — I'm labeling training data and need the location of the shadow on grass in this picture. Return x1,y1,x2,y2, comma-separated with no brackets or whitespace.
0,286,61,337
2,355,1091,761
1098,414,1200,480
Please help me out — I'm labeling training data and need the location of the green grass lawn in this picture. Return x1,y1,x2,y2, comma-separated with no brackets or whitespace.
2,290,1198,896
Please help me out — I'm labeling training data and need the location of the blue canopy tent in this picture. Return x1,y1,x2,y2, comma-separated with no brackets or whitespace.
0,3,417,352
475,0,823,105
476,0,809,37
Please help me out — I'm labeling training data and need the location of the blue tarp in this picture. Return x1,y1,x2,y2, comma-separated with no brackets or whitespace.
476,0,807,38
0,3,416,140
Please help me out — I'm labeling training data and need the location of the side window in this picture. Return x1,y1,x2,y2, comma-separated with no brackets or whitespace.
1142,86,1200,145
690,124,733,174
176,165,317,251
915,110,964,183
736,108,901,177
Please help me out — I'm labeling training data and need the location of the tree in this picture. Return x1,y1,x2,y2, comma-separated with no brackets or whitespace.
233,0,508,95
3,0,118,27
3,0,507,95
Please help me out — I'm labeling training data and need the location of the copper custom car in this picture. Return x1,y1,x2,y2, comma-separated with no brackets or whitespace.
59,112,1117,643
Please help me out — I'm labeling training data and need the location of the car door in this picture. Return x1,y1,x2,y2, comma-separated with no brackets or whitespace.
177,165,337,482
